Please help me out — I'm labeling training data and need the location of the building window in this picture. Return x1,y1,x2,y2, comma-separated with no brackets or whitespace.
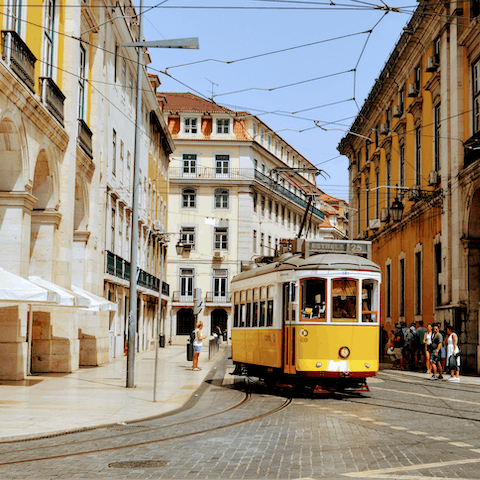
415,250,422,315
215,155,229,176
180,226,195,247
435,242,442,306
414,64,421,93
217,118,229,134
182,154,197,178
434,104,441,171
253,230,257,253
43,0,55,77
268,199,272,218
261,196,265,216
253,192,257,212
260,129,265,145
214,227,228,250
357,149,362,170
253,123,257,138
385,106,391,132
260,232,264,255
365,140,370,163
184,117,198,134
274,141,278,155
357,187,361,235
267,135,271,149
375,170,380,219
365,181,370,228
6,0,23,34
275,203,279,222
415,126,421,185
375,125,379,148
182,188,196,208
78,45,86,119
386,155,391,210
179,269,194,299
386,262,391,319
215,188,229,209
111,207,116,252
112,129,117,176
399,143,405,187
213,269,228,298
399,87,405,114
399,257,405,317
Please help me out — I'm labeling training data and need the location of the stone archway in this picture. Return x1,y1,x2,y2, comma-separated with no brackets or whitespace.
72,174,90,288
0,118,24,192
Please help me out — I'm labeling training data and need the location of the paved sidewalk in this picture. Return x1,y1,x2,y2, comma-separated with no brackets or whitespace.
0,345,223,442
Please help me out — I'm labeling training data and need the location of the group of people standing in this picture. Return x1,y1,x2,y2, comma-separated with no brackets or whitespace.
387,321,461,381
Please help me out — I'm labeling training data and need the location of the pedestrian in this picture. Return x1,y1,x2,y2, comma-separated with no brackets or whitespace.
416,321,427,370
214,325,222,348
192,321,207,371
424,323,433,374
429,324,444,380
392,323,404,370
445,324,460,382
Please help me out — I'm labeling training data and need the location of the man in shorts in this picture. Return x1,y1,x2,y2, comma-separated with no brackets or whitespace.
429,324,444,380
415,321,427,369
392,323,404,370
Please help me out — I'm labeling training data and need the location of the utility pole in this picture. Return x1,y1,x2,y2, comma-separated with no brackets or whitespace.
122,25,199,388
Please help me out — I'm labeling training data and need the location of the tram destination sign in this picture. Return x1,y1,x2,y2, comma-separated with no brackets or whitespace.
305,240,372,259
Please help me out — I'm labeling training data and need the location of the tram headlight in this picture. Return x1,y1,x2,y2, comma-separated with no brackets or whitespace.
316,362,322,368
339,346,350,359
365,363,370,368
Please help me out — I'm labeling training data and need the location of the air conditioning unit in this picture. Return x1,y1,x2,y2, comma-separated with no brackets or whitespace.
369,219,381,229
407,83,418,97
428,171,440,185
426,55,439,72
379,123,389,135
408,186,422,201
393,105,402,118
153,220,164,231
380,208,390,222
183,243,193,251
213,251,224,260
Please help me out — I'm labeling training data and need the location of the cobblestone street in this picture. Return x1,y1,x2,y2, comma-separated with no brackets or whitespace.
1,358,480,480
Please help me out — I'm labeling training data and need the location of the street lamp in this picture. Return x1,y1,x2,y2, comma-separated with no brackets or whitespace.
124,0,198,388
176,242,185,255
390,196,404,222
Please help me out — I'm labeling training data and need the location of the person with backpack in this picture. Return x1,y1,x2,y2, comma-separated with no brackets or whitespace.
192,321,207,371
392,323,404,370
445,324,460,382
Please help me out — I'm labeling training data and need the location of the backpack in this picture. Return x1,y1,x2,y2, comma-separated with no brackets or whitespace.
190,329,196,344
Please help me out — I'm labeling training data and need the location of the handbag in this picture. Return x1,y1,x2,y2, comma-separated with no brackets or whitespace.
387,346,395,355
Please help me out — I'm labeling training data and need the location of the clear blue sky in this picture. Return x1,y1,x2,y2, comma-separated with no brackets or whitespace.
141,0,416,201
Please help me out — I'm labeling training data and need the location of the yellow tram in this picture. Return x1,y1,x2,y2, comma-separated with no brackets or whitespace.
231,239,381,392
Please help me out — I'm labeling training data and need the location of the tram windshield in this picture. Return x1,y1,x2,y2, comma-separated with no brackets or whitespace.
332,278,358,322
361,279,379,322
300,278,326,321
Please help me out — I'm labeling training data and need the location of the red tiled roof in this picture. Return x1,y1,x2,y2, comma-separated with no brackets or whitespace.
159,92,239,115
320,193,344,203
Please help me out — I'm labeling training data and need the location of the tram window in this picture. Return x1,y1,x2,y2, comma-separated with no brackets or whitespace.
362,279,378,323
301,278,326,321
246,302,252,327
332,278,358,322
267,299,274,326
259,301,266,326
234,304,239,327
252,301,259,327
240,304,245,327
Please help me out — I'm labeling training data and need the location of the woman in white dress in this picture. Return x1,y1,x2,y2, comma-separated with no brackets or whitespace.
423,323,433,374
445,324,460,382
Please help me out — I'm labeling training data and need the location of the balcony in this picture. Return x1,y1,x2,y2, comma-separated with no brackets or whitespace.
1,30,36,92
105,251,169,294
40,77,66,126
172,291,194,303
170,167,325,220
78,118,93,159
205,292,232,304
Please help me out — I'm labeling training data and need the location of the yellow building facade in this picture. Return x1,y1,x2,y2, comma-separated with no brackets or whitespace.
339,0,480,371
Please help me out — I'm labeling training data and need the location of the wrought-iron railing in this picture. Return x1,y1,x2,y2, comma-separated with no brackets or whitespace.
39,77,65,126
172,291,194,303
205,292,232,303
170,166,324,220
105,251,169,294
1,30,36,92
78,118,93,158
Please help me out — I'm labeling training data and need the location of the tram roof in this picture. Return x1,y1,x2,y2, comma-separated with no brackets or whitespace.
232,253,381,283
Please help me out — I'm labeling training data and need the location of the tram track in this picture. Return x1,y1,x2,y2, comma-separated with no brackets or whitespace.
0,391,292,467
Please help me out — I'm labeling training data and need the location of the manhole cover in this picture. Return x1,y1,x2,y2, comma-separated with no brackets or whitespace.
108,460,168,469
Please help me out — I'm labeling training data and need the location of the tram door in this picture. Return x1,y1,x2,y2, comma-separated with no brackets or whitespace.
283,282,297,374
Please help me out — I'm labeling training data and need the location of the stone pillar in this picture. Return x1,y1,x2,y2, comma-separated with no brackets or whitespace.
30,210,62,281
0,192,36,278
